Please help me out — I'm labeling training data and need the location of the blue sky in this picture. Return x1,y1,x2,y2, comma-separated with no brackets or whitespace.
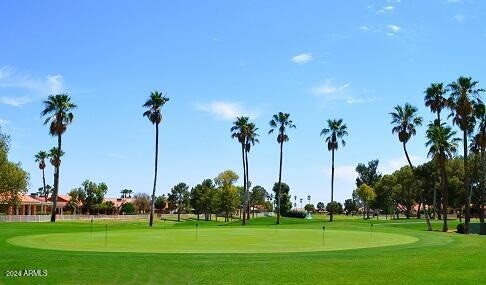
1,0,485,205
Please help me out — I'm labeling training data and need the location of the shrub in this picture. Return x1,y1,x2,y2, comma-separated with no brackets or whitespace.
456,223,465,234
122,202,136,214
283,210,307,218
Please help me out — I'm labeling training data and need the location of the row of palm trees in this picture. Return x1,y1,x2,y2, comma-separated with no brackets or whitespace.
230,113,348,224
37,94,76,222
390,76,485,234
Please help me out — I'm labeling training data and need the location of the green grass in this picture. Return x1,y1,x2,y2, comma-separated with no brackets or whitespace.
0,216,485,284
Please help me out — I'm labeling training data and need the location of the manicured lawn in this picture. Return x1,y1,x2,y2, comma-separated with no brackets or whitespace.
0,216,485,284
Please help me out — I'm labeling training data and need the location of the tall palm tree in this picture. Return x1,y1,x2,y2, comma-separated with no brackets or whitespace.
143,91,169,227
231,116,250,225
426,122,460,232
269,112,296,224
448,76,484,234
244,122,259,221
41,94,76,222
390,103,432,230
35,151,49,202
424,83,448,218
48,147,64,216
321,119,348,222
473,99,485,234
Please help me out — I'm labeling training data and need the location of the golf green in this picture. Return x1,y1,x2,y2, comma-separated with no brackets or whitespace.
7,227,418,253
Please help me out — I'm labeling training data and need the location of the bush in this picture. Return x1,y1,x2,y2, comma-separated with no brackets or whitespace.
456,223,465,234
121,202,136,214
283,210,307,218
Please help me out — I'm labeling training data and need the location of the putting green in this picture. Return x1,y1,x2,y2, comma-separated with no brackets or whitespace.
8,228,418,253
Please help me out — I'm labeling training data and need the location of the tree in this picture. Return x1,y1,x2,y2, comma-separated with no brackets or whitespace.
272,182,292,216
231,116,259,225
374,175,399,219
344,199,358,215
34,151,49,202
250,185,267,217
155,195,167,211
472,99,485,234
133,193,151,214
268,112,295,224
425,122,460,231
304,204,315,212
321,118,348,222
390,103,432,230
317,202,325,212
0,130,29,208
215,170,239,222
41,94,76,222
448,76,484,233
326,201,344,215
80,180,108,214
356,183,376,219
143,91,169,227
168,183,190,222
37,184,52,203
121,202,136,214
356,160,382,188
67,187,85,215
120,189,133,198
424,83,449,218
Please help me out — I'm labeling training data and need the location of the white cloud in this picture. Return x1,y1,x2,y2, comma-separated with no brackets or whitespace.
381,155,425,174
388,25,401,33
0,66,65,107
330,165,358,181
195,101,257,120
311,79,349,96
0,96,32,107
46,74,63,94
359,26,370,32
0,118,10,126
291,53,313,64
346,97,377,104
453,14,466,23
378,5,395,13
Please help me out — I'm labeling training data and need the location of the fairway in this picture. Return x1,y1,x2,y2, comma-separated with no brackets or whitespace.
7,227,417,253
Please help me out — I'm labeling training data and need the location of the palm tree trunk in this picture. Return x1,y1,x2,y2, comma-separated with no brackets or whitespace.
51,134,62,222
330,149,335,222
441,157,449,232
463,131,471,234
245,149,250,220
241,143,247,225
277,139,283,224
403,142,432,230
149,123,159,227
42,168,47,202
480,147,485,235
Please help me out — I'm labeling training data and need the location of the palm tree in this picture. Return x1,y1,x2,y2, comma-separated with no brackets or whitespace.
448,77,484,234
41,94,76,222
37,185,52,202
390,103,432,230
244,122,259,221
473,99,485,234
321,119,348,222
426,122,460,232
424,83,449,218
300,198,303,209
294,195,297,209
307,195,311,205
231,116,250,225
269,112,296,224
143,91,169,227
48,147,64,216
35,151,49,202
